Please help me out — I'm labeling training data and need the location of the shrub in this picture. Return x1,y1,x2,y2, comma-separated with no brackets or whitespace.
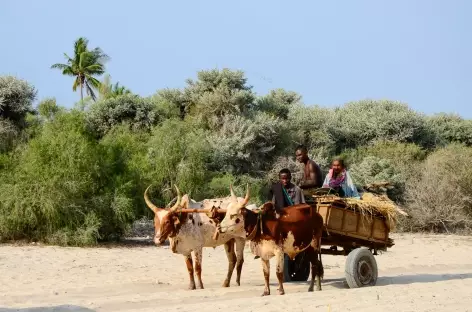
0,111,139,245
86,94,160,136
208,113,286,174
329,99,432,151
202,173,267,206
404,144,472,233
184,68,256,128
349,155,406,201
254,89,301,120
286,104,335,153
0,75,37,128
426,113,472,147
145,119,211,203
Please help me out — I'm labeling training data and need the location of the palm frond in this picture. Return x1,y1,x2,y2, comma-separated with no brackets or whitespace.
63,53,74,63
84,64,105,75
85,81,97,101
85,76,101,89
72,77,81,92
50,63,69,70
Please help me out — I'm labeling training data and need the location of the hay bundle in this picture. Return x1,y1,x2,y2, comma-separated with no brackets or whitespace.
345,193,399,231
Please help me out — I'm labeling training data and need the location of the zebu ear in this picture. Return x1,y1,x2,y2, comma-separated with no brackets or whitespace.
239,207,249,216
172,215,181,227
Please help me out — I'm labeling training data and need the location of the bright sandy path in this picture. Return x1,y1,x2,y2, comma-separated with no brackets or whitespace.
1,233,472,312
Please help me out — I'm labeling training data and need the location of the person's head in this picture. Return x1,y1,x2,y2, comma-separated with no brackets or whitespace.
279,168,292,186
295,144,309,163
331,158,346,175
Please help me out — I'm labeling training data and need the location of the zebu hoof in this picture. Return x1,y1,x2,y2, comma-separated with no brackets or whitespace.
199,284,204,290
278,288,285,295
261,290,270,296
222,280,230,287
188,283,196,290
308,286,314,292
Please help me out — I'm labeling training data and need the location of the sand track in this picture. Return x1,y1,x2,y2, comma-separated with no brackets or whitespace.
1,233,472,312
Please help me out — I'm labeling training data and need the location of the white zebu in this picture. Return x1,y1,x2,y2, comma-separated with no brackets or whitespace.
144,185,254,290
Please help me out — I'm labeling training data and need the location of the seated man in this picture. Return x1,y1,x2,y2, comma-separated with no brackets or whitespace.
268,168,305,216
295,144,323,202
322,158,360,199
254,168,305,260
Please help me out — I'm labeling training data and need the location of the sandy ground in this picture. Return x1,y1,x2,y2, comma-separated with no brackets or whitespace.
1,233,472,312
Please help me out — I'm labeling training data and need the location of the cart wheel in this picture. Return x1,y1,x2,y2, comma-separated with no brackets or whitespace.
283,252,310,282
344,248,378,288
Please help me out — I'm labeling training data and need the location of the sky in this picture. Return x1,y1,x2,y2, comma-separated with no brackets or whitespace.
1,0,471,117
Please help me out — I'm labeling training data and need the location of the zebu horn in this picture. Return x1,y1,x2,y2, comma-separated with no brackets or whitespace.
230,184,237,201
169,185,182,212
241,183,250,206
144,185,162,214
212,227,220,240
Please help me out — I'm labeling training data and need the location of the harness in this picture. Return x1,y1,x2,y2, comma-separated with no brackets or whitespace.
246,210,264,240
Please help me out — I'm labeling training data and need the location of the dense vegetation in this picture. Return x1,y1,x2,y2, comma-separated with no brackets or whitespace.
1,38,472,246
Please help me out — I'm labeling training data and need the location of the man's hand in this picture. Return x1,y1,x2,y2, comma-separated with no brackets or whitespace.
300,179,317,189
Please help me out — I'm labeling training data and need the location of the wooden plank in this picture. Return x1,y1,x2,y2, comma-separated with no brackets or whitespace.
372,219,387,241
325,228,389,244
327,207,344,230
343,210,358,233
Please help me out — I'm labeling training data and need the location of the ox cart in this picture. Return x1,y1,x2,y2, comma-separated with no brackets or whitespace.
283,188,395,288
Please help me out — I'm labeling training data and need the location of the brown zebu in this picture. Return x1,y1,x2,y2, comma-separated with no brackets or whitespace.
218,186,324,296
144,185,254,290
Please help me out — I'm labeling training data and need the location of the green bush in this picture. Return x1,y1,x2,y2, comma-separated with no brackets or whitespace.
4,69,472,243
426,113,472,147
0,111,140,245
86,94,160,137
329,100,432,151
145,119,211,202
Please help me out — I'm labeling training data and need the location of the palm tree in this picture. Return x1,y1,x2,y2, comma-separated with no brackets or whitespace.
51,37,109,101
98,74,132,100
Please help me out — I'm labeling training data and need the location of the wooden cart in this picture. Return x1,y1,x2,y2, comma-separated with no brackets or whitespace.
283,193,395,288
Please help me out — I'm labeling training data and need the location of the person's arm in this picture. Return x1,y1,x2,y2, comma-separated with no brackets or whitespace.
345,171,360,199
298,187,306,204
291,186,305,205
322,174,330,188
299,162,318,189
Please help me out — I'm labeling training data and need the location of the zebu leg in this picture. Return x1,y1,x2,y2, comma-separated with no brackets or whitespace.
274,249,285,295
185,254,196,290
223,239,237,287
316,249,323,291
194,248,204,289
307,246,323,291
306,247,316,292
261,259,270,296
235,237,245,286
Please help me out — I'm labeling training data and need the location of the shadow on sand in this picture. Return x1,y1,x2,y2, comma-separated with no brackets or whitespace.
0,305,95,312
322,272,472,289
263,272,472,290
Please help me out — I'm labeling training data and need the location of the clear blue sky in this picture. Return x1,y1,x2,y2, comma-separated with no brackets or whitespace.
1,0,471,117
